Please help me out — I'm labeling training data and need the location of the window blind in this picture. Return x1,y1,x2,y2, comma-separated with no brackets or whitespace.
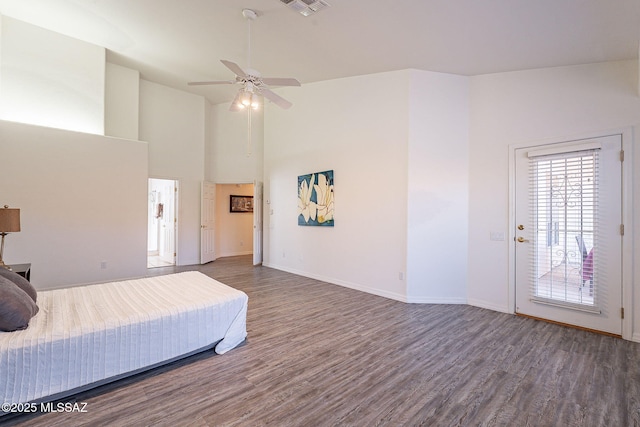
528,148,600,312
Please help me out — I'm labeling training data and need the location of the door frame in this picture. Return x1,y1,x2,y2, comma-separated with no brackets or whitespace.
211,181,261,262
508,127,634,340
201,181,217,264
253,180,263,266
147,177,179,267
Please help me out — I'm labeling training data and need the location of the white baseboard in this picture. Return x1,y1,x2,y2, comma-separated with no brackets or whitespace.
632,332,640,343
264,263,468,304
466,298,511,314
218,250,253,258
406,296,467,304
263,262,408,303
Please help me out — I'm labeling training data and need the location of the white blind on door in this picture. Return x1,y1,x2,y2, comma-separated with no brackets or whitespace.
528,148,600,311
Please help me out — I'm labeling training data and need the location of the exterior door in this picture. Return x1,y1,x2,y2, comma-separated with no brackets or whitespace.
253,181,263,266
201,181,216,264
514,135,623,335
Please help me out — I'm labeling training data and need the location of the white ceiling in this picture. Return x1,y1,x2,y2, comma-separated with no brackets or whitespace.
1,0,639,105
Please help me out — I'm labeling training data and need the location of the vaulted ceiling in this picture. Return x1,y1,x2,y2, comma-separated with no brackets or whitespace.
1,0,639,105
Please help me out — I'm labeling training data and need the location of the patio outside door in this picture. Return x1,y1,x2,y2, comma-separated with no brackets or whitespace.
514,135,623,335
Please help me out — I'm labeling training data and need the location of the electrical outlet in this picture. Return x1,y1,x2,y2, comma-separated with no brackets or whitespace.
100,261,107,269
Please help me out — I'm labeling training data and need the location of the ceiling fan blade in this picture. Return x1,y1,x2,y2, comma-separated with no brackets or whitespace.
221,59,247,78
261,88,293,109
261,77,301,87
188,80,235,86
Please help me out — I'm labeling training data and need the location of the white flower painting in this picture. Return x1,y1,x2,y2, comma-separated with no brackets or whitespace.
297,170,334,226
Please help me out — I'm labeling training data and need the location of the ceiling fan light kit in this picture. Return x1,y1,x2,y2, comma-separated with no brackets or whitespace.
235,89,261,111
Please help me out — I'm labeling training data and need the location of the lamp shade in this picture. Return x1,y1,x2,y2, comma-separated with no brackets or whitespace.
0,206,20,233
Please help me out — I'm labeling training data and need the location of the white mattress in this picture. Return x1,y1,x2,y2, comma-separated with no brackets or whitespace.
0,271,248,405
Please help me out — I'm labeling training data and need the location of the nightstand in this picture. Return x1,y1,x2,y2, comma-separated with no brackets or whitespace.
7,263,31,281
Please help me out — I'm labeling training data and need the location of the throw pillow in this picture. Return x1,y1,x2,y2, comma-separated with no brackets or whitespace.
0,267,37,302
0,276,39,332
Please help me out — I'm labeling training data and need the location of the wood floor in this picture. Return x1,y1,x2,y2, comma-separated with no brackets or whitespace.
4,256,640,426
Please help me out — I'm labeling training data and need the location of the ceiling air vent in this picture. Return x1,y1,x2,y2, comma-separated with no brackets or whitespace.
280,0,330,17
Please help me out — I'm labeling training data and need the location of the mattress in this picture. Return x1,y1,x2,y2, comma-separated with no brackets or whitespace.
0,271,248,405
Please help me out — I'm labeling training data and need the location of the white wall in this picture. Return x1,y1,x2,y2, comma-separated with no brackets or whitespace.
0,16,105,135
208,98,265,264
406,70,470,303
0,120,148,289
204,101,213,180
468,61,639,337
263,71,411,301
139,80,206,266
215,184,254,257
263,69,472,304
0,16,211,273
209,103,264,183
105,62,139,140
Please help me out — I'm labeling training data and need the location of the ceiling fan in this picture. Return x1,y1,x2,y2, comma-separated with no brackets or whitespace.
188,9,301,111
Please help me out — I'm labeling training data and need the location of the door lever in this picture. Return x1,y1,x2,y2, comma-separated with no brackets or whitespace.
516,237,529,243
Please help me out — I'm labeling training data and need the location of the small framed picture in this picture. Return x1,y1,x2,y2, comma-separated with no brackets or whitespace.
230,195,253,213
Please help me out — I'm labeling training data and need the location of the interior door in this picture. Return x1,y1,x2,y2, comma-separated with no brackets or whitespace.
201,181,216,264
158,180,176,265
253,181,263,266
514,135,623,335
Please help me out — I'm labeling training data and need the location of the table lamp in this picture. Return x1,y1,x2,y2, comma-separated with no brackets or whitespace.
0,205,20,269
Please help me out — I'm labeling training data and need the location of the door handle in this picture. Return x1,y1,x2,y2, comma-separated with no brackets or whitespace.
516,237,529,243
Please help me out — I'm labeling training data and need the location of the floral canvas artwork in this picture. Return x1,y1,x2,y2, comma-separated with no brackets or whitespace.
297,170,334,226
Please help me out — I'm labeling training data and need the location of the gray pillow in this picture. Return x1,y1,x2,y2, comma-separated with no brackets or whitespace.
0,276,39,332
0,267,37,302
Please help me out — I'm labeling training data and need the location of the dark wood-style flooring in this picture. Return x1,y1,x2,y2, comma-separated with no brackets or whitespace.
3,255,640,426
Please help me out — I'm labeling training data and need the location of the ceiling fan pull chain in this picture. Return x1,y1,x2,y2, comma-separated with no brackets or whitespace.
246,108,252,157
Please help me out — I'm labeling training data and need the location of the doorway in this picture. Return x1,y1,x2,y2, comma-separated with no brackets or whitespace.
148,178,178,268
513,135,623,335
213,183,256,259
